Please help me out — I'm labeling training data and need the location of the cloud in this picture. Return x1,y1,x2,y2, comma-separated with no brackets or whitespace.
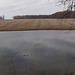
0,0,63,19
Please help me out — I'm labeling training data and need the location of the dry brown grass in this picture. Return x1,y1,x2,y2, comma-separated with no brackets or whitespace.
0,19,75,31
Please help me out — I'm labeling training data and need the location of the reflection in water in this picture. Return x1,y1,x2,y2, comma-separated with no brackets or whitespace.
0,31,75,75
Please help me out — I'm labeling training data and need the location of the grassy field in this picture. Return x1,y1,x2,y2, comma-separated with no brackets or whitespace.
0,19,75,31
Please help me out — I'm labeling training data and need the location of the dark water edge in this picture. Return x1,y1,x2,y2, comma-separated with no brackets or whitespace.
0,30,75,75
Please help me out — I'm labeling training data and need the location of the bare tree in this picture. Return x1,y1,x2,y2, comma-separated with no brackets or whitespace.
2,15,4,20
59,0,75,11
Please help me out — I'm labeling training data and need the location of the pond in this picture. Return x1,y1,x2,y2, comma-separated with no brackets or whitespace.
0,31,75,75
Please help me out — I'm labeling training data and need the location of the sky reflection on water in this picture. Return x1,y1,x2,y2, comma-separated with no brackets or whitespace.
0,31,75,75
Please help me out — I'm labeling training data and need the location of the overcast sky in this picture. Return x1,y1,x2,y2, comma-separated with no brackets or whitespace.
0,0,64,19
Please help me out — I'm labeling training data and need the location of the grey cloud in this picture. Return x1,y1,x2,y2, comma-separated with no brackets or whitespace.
0,0,63,19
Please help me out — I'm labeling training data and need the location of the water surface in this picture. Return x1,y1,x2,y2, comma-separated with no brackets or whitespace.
0,31,75,75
